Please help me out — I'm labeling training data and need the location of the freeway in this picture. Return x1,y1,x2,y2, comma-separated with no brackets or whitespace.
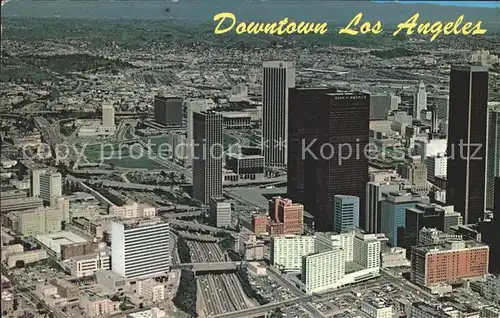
161,210,205,219
34,116,63,145
223,176,286,187
1,265,68,318
172,262,241,271
167,219,235,234
210,295,313,318
71,177,188,191
199,273,252,316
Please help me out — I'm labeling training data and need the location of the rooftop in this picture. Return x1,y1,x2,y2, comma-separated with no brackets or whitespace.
226,153,264,160
117,217,168,230
34,231,89,257
414,239,488,253
219,111,251,118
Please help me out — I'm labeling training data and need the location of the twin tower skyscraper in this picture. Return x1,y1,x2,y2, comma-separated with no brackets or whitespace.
262,61,370,231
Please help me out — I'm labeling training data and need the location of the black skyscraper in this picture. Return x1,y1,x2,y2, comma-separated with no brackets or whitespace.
495,177,500,213
154,96,183,126
287,87,336,214
404,203,445,248
314,92,370,231
446,65,489,224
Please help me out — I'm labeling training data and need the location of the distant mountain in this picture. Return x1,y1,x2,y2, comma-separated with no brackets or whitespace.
3,0,499,27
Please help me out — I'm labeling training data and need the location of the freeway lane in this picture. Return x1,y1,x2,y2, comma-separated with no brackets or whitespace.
210,295,313,318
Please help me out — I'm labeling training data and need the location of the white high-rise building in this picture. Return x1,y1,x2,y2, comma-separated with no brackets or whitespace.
331,231,355,262
270,235,314,271
30,169,46,197
414,81,427,120
301,248,345,293
111,218,170,279
353,232,382,270
39,172,62,202
261,61,295,167
102,104,115,128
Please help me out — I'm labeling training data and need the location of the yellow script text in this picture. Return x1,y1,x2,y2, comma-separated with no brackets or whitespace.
213,12,328,35
393,13,487,41
339,13,383,35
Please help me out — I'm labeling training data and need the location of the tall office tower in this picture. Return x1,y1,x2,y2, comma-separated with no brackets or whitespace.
287,87,336,212
333,195,360,233
316,92,370,231
154,96,183,126
39,172,62,203
380,192,427,247
192,111,223,205
186,100,209,167
366,181,402,234
496,177,500,213
369,93,399,120
404,203,445,248
268,196,304,235
111,218,170,279
30,169,46,197
261,61,295,167
446,66,489,224
413,81,427,120
101,104,115,128
486,102,500,210
209,197,231,228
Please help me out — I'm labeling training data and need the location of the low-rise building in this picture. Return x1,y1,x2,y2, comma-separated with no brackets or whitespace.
410,300,480,318
381,247,411,268
51,278,79,302
128,307,167,318
243,235,264,261
251,214,267,235
14,206,63,236
0,197,43,213
361,299,393,318
135,278,165,303
6,250,48,268
67,251,111,278
79,293,120,317
1,291,14,314
1,244,24,261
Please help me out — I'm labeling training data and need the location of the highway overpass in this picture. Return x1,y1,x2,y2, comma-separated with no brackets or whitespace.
167,219,235,234
210,295,313,318
172,262,241,271
161,210,205,219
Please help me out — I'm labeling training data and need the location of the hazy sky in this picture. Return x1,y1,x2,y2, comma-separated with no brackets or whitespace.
376,1,499,8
